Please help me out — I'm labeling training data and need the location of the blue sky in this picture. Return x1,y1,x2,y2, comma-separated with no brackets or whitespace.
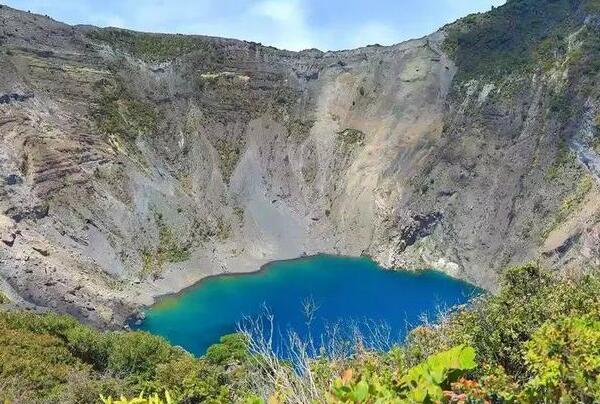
5,0,505,51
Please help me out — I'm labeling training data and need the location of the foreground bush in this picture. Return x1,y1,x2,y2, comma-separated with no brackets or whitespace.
0,312,248,403
330,345,477,403
524,316,600,402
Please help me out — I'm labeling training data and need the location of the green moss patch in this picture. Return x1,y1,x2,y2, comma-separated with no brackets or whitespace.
545,139,578,181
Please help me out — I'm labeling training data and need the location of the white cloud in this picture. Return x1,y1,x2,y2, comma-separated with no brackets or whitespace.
248,0,316,50
253,0,301,23
348,22,402,49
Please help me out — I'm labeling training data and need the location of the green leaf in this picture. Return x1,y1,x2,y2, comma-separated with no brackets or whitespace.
459,346,477,370
351,380,370,402
428,364,446,385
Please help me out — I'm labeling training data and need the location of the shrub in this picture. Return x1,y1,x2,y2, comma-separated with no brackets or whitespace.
400,263,600,385
0,326,87,401
204,333,249,366
398,345,477,402
153,357,231,403
87,28,218,62
329,345,478,403
1,263,599,402
93,81,158,142
106,332,180,379
523,316,600,402
100,391,175,404
63,324,111,370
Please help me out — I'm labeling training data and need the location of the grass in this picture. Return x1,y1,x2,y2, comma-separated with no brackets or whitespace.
0,291,8,304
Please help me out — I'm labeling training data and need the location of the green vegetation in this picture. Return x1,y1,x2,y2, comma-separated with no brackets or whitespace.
286,119,315,142
101,391,174,404
594,113,600,154
92,79,158,168
93,80,158,143
548,91,574,122
214,216,232,241
214,139,243,183
331,345,477,403
544,174,594,236
0,291,8,304
233,207,245,224
545,140,578,181
1,263,599,403
523,316,600,402
327,264,600,403
559,175,593,219
87,29,218,63
399,345,476,402
586,0,600,11
336,128,366,148
139,213,191,279
443,0,600,83
0,311,247,403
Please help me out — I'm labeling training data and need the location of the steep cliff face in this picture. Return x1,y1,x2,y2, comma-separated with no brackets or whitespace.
0,0,599,326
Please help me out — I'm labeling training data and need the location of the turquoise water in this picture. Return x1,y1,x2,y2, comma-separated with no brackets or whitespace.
134,255,480,356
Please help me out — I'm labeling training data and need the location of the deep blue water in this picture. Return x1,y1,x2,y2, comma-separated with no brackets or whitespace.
134,255,480,356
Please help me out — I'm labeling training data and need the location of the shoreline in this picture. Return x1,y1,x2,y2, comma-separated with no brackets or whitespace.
145,253,372,305
128,252,483,327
